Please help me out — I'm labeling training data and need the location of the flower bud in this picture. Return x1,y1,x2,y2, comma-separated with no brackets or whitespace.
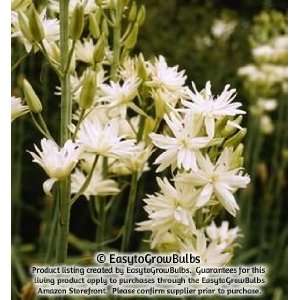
221,116,243,137
136,5,146,26
124,22,138,49
93,37,105,64
79,70,97,109
23,79,43,113
28,5,45,42
12,0,30,11
101,19,109,37
70,4,84,40
224,128,247,148
89,13,100,39
231,144,244,168
137,53,148,81
128,2,137,22
18,11,33,42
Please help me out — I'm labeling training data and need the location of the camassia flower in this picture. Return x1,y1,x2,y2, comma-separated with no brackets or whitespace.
183,81,245,138
205,221,240,248
176,148,250,216
77,117,138,158
99,77,140,118
180,229,234,267
147,55,187,100
136,177,199,249
28,139,81,195
150,112,211,172
71,169,120,200
11,96,29,122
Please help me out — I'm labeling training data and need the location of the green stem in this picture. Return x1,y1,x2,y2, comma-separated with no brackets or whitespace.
95,157,108,247
110,6,123,81
56,0,72,264
37,112,53,139
121,171,138,251
12,52,29,72
71,155,100,205
72,108,86,142
46,197,59,263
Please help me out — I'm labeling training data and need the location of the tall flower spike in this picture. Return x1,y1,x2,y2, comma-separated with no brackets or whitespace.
176,148,250,217
150,112,211,172
183,81,245,138
28,139,81,195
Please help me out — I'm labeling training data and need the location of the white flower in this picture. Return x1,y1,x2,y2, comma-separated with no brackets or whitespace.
183,81,245,138
77,117,137,158
75,39,111,65
136,177,199,249
205,221,240,248
211,19,237,40
110,142,152,175
181,230,233,266
176,148,250,216
28,139,81,195
71,168,120,200
150,112,211,172
11,96,29,122
147,55,187,104
99,77,140,118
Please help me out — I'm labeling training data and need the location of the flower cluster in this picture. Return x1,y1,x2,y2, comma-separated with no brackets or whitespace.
238,10,287,135
137,78,250,265
12,0,250,266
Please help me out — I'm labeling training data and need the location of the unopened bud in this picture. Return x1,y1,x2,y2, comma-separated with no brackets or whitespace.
93,37,105,64
124,22,138,49
128,2,137,22
136,5,146,26
101,19,109,37
221,116,243,137
89,13,100,39
70,4,84,40
137,53,148,81
18,11,33,42
231,144,244,168
28,5,45,42
23,79,43,113
79,70,97,109
224,128,247,148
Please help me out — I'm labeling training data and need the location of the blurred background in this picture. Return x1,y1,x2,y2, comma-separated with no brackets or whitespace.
12,0,287,299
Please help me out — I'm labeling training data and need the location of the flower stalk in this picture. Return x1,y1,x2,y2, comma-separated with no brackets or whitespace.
121,171,138,251
56,0,72,264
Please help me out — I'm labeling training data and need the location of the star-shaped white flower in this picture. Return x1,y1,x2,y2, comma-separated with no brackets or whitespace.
183,81,245,138
28,139,81,195
147,55,187,105
176,148,250,216
99,77,140,118
150,112,211,172
180,229,234,267
11,96,29,122
71,168,120,200
136,177,199,249
76,117,137,158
